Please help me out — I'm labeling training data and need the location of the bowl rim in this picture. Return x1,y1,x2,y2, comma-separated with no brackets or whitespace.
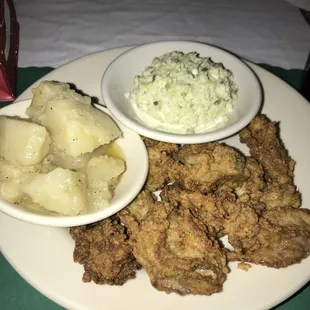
0,99,149,227
101,40,262,144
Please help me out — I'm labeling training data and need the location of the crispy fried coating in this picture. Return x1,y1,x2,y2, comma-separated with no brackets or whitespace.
70,115,309,296
142,137,178,191
240,115,301,209
127,198,229,295
160,184,226,237
170,143,246,193
226,207,310,268
220,191,310,268
120,187,229,295
221,193,262,252
260,182,301,209
119,189,155,236
226,157,265,198
217,157,266,212
240,115,295,184
70,217,140,285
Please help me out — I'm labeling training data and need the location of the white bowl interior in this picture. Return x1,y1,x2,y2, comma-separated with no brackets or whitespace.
102,41,262,143
0,100,148,227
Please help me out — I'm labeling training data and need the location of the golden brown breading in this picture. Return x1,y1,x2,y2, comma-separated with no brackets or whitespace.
260,182,301,209
119,189,155,236
142,137,178,191
127,198,229,295
217,157,266,214
70,115,309,296
240,115,301,209
226,207,310,268
224,157,265,198
222,195,261,252
170,143,246,193
70,217,140,285
160,184,226,237
120,186,229,295
240,115,295,184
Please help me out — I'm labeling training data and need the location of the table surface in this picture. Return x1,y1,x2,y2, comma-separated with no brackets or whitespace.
14,0,310,69
0,65,310,309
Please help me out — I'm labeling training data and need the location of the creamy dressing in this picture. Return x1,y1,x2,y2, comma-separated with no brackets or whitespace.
126,51,238,134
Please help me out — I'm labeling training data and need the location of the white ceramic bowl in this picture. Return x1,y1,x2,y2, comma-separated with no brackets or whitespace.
101,41,262,144
0,99,148,227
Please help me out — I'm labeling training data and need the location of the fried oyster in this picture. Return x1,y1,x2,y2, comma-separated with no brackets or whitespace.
120,190,229,296
70,115,309,296
240,115,301,209
70,216,140,285
142,137,178,191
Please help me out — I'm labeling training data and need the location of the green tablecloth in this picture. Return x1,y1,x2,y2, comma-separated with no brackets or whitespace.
0,66,309,310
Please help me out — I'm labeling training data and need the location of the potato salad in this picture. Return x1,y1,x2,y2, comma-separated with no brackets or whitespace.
0,81,125,216
126,51,238,134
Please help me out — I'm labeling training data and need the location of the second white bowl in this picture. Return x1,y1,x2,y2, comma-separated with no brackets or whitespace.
101,41,262,144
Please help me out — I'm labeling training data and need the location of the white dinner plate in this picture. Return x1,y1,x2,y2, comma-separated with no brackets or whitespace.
1,46,310,310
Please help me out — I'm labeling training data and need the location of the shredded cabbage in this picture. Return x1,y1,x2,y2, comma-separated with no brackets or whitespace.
126,51,238,134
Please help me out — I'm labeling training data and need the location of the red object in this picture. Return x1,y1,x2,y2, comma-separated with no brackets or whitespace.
0,0,19,101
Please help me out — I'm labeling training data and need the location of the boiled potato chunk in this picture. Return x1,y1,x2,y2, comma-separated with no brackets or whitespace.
26,81,121,157
29,81,92,120
0,116,51,166
23,168,87,216
18,196,51,215
0,157,40,203
47,144,109,170
86,155,125,209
